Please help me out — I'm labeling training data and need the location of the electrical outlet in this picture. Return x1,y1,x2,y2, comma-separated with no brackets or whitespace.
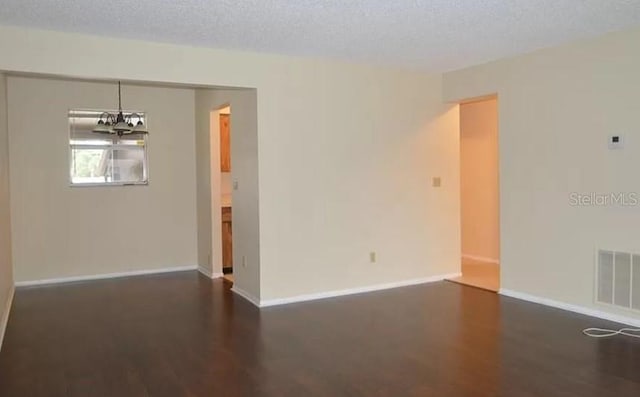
432,177,442,187
609,134,624,150
369,252,376,263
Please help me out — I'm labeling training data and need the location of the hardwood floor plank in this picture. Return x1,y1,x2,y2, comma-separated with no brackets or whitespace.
0,271,639,396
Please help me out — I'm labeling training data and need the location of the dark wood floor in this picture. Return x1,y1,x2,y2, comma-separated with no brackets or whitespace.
1,272,639,396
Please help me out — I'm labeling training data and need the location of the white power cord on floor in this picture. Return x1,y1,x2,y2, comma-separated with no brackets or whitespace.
583,327,640,338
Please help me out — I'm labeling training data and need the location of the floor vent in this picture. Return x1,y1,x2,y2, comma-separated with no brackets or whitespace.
597,249,640,311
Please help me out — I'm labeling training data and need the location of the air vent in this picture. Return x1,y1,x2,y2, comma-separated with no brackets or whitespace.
596,249,640,312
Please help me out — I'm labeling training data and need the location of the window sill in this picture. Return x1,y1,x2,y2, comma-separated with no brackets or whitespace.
69,182,149,188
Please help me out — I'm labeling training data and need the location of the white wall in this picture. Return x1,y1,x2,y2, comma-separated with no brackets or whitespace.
221,173,232,201
0,73,14,348
0,25,460,301
7,77,198,282
444,27,640,321
195,89,260,299
460,98,499,261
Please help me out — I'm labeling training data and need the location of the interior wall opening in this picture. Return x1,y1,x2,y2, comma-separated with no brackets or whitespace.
196,88,260,300
449,95,500,292
3,72,260,301
216,106,234,283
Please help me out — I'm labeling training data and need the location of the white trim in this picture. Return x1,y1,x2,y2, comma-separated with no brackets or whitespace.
14,265,199,287
197,266,223,279
259,273,461,307
231,286,261,307
0,285,15,352
462,254,499,264
499,289,640,328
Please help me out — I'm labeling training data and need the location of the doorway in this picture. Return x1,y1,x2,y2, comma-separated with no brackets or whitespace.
196,87,259,299
450,96,500,291
217,107,234,282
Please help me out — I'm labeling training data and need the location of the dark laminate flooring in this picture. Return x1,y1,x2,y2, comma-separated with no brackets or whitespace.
1,271,639,396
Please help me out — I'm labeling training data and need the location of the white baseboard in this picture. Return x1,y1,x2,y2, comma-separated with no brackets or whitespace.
197,266,223,279
499,289,640,328
259,272,461,308
0,285,15,352
462,254,499,264
231,286,261,307
14,265,199,287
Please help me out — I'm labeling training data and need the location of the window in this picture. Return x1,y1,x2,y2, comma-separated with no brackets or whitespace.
68,110,149,186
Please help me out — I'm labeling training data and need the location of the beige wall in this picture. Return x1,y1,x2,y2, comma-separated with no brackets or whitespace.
0,25,461,301
444,27,640,321
460,98,499,261
7,77,198,282
195,89,260,299
0,73,14,347
258,74,459,301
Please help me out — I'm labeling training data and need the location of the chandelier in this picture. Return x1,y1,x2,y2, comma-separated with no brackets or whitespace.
92,81,148,136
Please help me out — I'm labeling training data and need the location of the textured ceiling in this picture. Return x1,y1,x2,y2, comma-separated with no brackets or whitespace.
2,0,640,71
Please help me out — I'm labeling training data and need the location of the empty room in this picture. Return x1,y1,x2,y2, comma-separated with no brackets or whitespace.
1,1,640,396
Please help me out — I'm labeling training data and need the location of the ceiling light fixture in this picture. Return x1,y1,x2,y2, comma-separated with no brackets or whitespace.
92,81,148,136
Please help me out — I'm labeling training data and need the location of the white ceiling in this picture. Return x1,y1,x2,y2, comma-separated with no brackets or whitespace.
2,0,640,71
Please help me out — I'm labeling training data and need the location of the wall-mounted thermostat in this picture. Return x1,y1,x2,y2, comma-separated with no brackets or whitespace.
609,135,624,150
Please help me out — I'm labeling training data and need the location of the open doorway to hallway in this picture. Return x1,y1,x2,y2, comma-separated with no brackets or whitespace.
449,96,500,291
